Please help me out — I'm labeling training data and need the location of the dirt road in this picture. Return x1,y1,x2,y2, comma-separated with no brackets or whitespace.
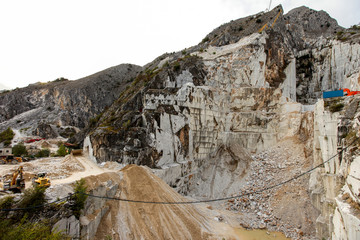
0,154,117,189
51,155,111,185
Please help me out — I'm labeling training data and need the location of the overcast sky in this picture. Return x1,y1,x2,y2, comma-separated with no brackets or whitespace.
0,0,359,90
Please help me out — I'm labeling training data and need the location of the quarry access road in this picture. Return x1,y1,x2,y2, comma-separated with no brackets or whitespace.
51,154,115,185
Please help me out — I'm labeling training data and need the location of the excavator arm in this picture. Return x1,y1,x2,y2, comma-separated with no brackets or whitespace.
4,166,25,193
10,166,23,186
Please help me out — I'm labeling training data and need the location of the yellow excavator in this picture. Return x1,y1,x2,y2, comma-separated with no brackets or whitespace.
258,8,282,32
0,155,23,164
3,166,25,193
32,172,51,188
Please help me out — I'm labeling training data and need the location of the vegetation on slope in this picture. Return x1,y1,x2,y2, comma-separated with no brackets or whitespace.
0,186,68,239
0,127,15,146
0,179,88,239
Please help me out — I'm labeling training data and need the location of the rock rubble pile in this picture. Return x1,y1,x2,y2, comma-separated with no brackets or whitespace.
228,138,317,239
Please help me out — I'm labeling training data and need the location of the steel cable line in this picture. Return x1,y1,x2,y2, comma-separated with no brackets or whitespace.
1,137,358,210
78,137,359,204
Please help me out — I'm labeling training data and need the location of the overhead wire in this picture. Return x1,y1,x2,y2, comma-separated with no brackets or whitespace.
80,137,358,204
0,137,358,211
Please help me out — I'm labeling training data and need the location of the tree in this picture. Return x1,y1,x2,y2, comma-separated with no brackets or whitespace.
12,143,28,157
35,148,50,158
18,186,47,216
56,144,67,157
69,178,88,219
0,127,15,146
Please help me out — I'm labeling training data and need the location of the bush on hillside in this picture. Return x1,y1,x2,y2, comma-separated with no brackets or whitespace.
12,143,28,156
69,178,88,219
0,127,15,146
56,144,67,157
0,196,15,218
329,103,344,113
18,186,47,217
35,148,50,158
0,216,68,240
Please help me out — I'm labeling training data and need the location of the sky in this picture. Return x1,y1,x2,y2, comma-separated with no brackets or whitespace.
0,0,359,90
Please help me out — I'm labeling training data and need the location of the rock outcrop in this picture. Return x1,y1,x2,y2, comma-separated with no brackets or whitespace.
2,4,360,239
310,96,360,239
0,64,142,138
80,5,360,239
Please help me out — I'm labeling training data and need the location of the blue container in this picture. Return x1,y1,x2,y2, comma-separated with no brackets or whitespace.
323,90,344,99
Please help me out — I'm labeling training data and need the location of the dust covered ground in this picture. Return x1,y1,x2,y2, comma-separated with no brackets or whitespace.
89,166,225,239
0,154,283,239
83,165,289,240
0,149,300,239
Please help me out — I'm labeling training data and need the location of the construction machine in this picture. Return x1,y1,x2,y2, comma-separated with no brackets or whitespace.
258,8,282,32
71,149,83,156
0,155,23,164
32,172,51,188
3,166,25,193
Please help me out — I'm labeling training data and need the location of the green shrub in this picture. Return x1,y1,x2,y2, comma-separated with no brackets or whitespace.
0,127,15,146
18,186,47,216
0,216,68,240
122,120,131,130
12,143,28,157
162,61,169,68
201,36,209,43
89,112,103,127
345,130,356,139
173,62,181,72
56,144,67,157
35,148,50,158
329,103,344,113
0,195,15,209
336,31,345,40
0,196,15,218
69,178,88,219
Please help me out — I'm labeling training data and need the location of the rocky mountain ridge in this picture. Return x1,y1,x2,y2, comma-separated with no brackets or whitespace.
0,64,142,139
80,5,360,239
83,5,359,167
1,4,360,239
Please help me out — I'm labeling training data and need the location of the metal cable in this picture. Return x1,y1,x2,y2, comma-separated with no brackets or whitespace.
1,137,358,210
78,137,359,204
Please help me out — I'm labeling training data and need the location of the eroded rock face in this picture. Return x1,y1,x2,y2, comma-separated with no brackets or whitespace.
295,40,360,104
82,6,360,238
0,4,356,239
0,64,142,138
284,6,343,41
86,30,317,199
85,4,359,168
310,96,360,239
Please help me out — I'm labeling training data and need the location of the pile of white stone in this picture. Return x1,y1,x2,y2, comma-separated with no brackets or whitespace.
228,144,310,239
